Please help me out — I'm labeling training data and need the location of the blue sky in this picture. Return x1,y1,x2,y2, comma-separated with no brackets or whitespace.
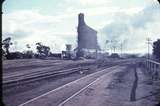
2,0,160,54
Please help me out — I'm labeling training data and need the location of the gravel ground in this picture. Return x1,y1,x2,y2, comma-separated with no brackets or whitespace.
2,58,139,106
62,64,160,106
16,65,121,106
2,59,117,106
62,65,132,106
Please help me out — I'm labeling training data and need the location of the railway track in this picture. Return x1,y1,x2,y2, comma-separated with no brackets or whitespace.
3,59,131,88
3,63,92,79
3,59,135,106
3,67,90,88
18,65,122,106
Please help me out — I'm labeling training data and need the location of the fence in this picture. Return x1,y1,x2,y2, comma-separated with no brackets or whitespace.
144,59,160,79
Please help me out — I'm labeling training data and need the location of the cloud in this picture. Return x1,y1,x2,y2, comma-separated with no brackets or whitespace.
3,0,159,54
9,30,32,39
131,3,160,28
100,3,160,53
64,0,111,6
79,0,111,6
2,10,77,52
65,6,143,17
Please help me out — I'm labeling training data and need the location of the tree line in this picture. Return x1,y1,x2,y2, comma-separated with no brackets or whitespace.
2,37,51,59
153,39,160,62
2,37,160,61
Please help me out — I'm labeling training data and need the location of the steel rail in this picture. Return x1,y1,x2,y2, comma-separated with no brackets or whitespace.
3,67,89,87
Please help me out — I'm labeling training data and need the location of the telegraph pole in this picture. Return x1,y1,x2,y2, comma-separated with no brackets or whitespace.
120,40,126,57
111,40,118,53
146,38,152,59
105,40,109,52
14,41,18,51
110,40,113,54
113,45,116,53
120,42,123,57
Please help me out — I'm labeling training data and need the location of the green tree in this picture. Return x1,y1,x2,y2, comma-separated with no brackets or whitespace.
36,42,43,55
25,44,33,58
36,42,50,57
26,44,31,49
2,37,13,55
153,39,160,62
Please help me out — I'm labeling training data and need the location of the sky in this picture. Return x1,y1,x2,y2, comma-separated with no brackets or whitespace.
2,0,160,54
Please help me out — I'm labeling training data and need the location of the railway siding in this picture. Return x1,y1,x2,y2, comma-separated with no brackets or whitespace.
19,65,122,106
